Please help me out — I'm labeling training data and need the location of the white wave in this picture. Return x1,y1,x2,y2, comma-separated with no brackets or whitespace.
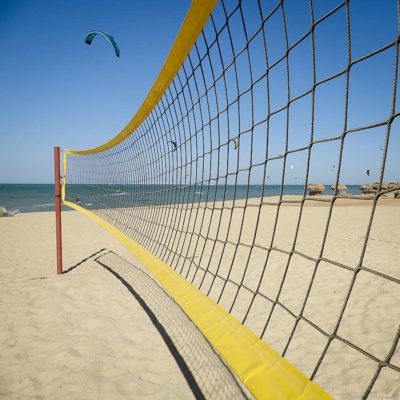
110,192,127,196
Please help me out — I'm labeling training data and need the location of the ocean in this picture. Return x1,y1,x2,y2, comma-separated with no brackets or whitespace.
0,184,364,213
0,184,70,213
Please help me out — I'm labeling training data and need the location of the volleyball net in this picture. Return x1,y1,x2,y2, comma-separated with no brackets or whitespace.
62,1,400,398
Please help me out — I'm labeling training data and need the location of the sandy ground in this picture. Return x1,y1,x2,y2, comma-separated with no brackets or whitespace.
90,195,400,399
0,211,196,399
1,196,400,399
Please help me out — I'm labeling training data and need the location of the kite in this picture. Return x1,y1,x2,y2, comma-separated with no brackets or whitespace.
167,140,177,152
231,138,239,150
85,30,120,58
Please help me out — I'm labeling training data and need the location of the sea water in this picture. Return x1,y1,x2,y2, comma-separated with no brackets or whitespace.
0,184,364,214
0,184,70,213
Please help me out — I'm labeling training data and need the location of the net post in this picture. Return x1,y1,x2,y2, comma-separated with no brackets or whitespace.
54,146,63,275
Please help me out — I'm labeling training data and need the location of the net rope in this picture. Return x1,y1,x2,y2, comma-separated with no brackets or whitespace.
64,1,400,398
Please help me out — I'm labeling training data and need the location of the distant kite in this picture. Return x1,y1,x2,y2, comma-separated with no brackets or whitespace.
380,146,385,151
230,138,239,150
366,169,370,176
85,30,120,57
167,140,177,152
290,164,294,170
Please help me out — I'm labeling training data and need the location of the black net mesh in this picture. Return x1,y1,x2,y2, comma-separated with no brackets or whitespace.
64,1,400,398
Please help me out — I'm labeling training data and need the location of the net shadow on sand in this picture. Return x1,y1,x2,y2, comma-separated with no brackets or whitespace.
93,250,251,400
62,248,107,274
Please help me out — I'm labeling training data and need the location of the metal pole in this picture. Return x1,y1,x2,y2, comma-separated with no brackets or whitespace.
54,146,63,274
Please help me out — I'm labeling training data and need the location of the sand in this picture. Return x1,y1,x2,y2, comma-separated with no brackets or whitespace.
0,212,197,399
1,196,399,399
90,195,400,399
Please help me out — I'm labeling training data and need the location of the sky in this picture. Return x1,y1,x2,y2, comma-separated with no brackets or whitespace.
0,0,189,183
0,0,399,185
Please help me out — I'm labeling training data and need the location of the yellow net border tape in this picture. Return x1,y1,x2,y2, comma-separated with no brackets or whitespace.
61,150,67,202
66,0,218,155
64,201,330,400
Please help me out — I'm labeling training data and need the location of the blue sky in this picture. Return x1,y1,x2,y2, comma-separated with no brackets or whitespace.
0,0,399,185
0,0,188,183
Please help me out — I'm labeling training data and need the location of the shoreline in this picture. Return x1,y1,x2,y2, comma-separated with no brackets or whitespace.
2,183,399,214
5,192,398,215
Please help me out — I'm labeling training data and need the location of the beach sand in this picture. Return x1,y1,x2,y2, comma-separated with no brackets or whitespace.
92,195,400,399
0,211,198,399
1,196,399,399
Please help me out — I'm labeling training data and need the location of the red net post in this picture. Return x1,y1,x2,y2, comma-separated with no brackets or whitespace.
54,146,63,274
